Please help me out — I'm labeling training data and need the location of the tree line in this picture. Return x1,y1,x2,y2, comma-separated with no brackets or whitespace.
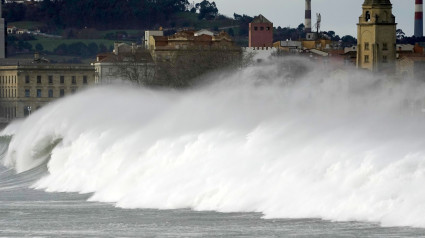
3,0,223,31
7,34,112,59
4,0,190,30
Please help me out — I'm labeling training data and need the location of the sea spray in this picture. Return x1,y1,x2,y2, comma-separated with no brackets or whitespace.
2,57,425,228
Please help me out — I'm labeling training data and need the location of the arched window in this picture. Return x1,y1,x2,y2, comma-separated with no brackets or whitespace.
365,11,371,22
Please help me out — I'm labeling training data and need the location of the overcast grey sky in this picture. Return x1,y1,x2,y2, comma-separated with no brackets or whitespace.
195,0,415,37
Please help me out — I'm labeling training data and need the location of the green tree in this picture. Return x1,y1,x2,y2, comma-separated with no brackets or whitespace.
54,43,69,55
35,43,44,52
3,2,26,22
196,0,218,20
99,43,108,53
228,28,235,36
88,42,99,56
234,13,253,36
297,23,305,32
323,30,340,41
341,35,357,47
396,29,405,40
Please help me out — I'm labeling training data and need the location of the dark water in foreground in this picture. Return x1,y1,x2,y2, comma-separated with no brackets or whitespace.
1,166,425,238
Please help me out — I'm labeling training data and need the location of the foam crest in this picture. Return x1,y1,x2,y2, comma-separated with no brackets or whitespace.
3,58,425,228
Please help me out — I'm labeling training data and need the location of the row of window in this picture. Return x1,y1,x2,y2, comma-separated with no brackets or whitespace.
364,55,388,63
0,75,17,85
1,107,16,119
364,42,389,51
0,88,17,98
253,26,271,31
25,75,88,85
24,88,77,98
1,75,89,85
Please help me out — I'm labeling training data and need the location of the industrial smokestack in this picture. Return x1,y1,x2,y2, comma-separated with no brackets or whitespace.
305,0,312,33
415,0,423,37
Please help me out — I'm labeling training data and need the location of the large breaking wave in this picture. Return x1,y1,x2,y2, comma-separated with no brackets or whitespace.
2,58,425,228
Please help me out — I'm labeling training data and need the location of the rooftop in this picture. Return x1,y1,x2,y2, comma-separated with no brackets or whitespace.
251,14,272,24
363,0,392,5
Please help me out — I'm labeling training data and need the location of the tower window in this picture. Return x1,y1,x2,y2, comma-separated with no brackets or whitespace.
260,27,264,31
365,43,369,51
254,27,258,31
383,43,388,50
364,55,369,63
365,11,371,22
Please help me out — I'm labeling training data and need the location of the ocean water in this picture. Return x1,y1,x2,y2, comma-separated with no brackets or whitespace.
1,165,425,237
2,58,425,237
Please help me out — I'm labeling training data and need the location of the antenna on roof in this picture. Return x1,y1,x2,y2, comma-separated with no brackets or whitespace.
315,13,321,34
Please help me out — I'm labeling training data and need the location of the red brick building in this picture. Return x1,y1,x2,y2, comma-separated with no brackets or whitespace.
249,15,273,47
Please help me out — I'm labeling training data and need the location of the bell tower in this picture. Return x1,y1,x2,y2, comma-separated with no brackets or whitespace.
356,0,396,72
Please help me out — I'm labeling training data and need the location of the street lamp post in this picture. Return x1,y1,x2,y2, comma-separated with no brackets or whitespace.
27,106,32,116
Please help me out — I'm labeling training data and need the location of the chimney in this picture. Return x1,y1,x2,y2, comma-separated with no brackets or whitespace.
415,0,423,37
305,0,312,33
113,42,119,55
34,52,40,61
131,43,136,54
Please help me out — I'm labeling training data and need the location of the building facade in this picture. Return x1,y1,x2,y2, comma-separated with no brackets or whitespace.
356,0,397,72
0,64,95,120
145,30,164,49
273,40,303,53
249,15,273,47
148,30,240,64
94,42,155,85
149,30,241,86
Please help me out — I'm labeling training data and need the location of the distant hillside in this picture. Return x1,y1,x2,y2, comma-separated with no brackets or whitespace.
4,0,216,32
3,0,356,61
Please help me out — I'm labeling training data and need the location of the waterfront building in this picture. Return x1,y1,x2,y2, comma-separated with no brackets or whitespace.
249,15,273,47
94,42,155,85
148,30,239,62
273,40,303,53
356,0,397,72
145,30,164,49
148,30,241,86
0,62,95,120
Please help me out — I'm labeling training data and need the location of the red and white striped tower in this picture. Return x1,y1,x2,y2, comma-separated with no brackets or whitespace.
415,0,423,37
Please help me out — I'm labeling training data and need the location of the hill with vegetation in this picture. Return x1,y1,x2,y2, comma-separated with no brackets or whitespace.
3,0,358,63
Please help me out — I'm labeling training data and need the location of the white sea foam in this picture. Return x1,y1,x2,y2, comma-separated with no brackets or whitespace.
3,58,425,228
